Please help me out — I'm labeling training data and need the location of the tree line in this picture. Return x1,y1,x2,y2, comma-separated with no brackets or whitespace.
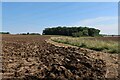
0,32,10,34
0,32,41,35
18,32,41,35
42,26,101,37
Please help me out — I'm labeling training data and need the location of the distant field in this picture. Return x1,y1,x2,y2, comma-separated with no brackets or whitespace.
51,36,119,53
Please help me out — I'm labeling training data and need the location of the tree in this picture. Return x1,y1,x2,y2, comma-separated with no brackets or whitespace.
72,31,83,37
27,32,29,35
42,26,101,37
0,32,10,34
82,29,89,36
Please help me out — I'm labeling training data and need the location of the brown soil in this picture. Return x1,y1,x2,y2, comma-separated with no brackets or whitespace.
1,35,119,80
47,38,119,79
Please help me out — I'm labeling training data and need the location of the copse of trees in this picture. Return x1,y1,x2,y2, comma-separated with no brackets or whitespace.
42,26,101,37
0,32,10,34
19,32,41,35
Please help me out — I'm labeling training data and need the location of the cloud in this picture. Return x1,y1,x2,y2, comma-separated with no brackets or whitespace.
79,16,117,26
75,16,118,35
94,24,118,35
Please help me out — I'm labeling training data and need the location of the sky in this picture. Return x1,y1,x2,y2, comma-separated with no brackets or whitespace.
2,2,118,35
1,0,119,2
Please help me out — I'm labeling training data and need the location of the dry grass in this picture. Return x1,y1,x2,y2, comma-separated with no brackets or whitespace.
51,36,119,53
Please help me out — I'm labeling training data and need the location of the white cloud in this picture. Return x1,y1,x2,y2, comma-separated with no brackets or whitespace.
75,16,118,35
79,16,117,26
94,24,118,35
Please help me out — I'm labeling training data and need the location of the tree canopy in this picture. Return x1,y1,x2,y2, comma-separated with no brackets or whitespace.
42,26,100,37
0,32,10,34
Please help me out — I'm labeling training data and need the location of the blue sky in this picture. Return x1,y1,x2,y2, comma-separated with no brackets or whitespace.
1,0,119,2
2,2,118,34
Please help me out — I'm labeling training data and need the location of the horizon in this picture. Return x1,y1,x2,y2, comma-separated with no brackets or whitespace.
2,2,118,35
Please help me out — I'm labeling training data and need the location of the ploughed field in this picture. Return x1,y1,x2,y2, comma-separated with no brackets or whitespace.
1,35,118,80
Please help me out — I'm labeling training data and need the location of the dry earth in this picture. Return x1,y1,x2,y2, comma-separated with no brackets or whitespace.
1,34,119,80
47,38,119,79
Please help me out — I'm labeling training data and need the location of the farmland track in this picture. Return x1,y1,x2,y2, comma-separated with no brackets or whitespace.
1,35,117,80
